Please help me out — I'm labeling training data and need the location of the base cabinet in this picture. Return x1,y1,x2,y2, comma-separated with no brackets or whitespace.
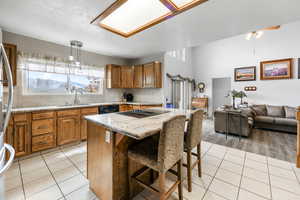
6,114,31,157
6,104,161,158
80,107,98,140
57,115,80,145
31,111,56,152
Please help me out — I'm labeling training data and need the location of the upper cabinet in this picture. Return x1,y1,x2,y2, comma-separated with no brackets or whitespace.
121,66,134,88
133,65,143,88
106,62,162,89
3,43,17,86
143,62,162,88
106,64,121,88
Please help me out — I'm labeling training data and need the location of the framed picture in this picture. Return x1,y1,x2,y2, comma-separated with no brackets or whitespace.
260,58,293,80
234,66,256,81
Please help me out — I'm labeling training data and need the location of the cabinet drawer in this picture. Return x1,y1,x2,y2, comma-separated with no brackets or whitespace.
14,113,28,122
140,105,162,109
57,109,80,117
81,107,98,115
32,133,56,152
32,111,55,120
132,105,140,110
32,119,55,136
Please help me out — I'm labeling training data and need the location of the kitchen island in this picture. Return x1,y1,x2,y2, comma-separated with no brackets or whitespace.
85,108,192,200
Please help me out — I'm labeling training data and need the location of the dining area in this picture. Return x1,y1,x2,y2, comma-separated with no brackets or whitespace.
84,108,204,200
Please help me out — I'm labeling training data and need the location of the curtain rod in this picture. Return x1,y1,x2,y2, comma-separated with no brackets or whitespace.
166,73,195,83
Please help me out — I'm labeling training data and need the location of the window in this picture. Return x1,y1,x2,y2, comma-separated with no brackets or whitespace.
19,53,104,95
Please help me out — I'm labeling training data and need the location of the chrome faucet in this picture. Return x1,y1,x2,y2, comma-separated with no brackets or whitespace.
71,87,84,105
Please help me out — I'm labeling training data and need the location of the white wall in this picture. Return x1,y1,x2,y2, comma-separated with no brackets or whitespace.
192,20,300,114
3,31,129,107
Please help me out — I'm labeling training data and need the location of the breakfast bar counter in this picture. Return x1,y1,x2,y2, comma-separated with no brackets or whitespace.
84,108,192,200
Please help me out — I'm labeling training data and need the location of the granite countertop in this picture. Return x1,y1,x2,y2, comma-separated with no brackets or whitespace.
84,108,193,140
11,102,162,113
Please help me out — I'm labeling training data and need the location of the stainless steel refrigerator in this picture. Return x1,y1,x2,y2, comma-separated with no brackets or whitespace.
0,29,15,197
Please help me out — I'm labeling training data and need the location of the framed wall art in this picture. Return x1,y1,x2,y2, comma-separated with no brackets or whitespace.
260,58,293,80
234,66,256,81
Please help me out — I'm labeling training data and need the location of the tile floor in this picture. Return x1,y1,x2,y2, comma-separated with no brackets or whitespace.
3,141,300,200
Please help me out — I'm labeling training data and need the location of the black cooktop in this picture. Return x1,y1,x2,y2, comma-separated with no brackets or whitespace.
117,109,169,118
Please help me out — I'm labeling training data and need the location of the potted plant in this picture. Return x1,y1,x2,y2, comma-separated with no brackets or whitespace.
226,90,247,109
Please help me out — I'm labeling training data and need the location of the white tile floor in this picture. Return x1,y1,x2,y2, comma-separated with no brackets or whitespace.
3,141,300,200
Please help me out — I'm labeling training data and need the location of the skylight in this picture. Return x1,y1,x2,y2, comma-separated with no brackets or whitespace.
170,0,201,8
91,0,208,37
100,0,170,35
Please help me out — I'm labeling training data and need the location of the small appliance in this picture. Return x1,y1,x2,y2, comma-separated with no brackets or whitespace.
123,92,134,102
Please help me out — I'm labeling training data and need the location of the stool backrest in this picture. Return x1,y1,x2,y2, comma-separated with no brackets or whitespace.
158,115,186,172
186,109,203,150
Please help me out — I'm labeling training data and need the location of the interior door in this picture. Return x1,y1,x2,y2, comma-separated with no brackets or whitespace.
212,77,231,112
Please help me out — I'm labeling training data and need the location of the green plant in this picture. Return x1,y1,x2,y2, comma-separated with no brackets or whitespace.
227,90,247,108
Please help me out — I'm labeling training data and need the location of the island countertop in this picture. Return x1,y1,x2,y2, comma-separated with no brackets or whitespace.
84,108,193,140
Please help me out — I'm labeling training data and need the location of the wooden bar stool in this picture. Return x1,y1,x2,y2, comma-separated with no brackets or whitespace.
184,109,203,192
128,115,186,200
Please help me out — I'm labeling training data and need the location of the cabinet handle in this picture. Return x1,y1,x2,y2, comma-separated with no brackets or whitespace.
38,125,48,129
36,141,47,145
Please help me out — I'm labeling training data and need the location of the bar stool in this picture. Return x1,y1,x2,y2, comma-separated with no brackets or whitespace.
128,115,186,200
184,109,203,192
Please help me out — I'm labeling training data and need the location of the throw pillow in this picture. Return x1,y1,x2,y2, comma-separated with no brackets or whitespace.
250,105,267,116
266,105,284,117
284,106,296,119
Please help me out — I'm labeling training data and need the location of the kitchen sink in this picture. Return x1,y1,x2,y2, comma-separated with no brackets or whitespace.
117,109,169,118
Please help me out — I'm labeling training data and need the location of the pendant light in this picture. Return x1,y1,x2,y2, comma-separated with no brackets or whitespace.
69,40,83,69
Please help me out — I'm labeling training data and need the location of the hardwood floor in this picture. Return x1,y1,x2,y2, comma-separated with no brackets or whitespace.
203,120,297,163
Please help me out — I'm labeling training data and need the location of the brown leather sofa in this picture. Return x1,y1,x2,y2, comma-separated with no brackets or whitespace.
250,105,297,134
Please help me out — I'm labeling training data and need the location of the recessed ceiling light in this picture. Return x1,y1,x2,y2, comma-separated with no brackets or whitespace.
91,0,208,37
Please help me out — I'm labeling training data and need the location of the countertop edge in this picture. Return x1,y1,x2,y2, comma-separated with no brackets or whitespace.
85,115,162,140
11,102,163,113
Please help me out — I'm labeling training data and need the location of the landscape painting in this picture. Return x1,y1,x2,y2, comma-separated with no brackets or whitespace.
260,58,292,80
234,66,256,81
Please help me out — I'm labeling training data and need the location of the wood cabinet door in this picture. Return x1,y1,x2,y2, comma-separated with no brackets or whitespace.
57,116,80,145
153,62,162,88
121,66,134,88
80,109,98,140
143,63,155,88
133,65,143,88
5,119,14,159
13,121,31,157
106,64,121,88
3,43,17,86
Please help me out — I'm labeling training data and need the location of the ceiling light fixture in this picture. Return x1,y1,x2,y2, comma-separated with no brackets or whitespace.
69,40,83,68
91,0,208,37
245,25,280,40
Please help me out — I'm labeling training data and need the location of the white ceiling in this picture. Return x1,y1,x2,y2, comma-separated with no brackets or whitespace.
1,0,300,58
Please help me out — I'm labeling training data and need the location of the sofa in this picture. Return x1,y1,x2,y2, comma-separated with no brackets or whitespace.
214,108,253,137
250,105,297,134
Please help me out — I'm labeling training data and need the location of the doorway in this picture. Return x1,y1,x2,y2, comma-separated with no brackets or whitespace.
212,77,231,112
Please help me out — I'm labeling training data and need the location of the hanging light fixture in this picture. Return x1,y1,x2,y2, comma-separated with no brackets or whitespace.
69,40,83,68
